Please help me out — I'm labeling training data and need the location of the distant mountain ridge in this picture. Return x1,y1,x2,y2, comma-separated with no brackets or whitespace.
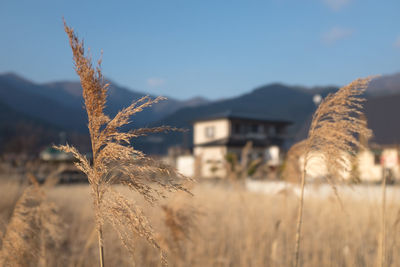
0,72,210,153
366,72,400,97
0,72,209,130
0,73,87,132
1,71,400,154
144,73,400,153
155,83,336,127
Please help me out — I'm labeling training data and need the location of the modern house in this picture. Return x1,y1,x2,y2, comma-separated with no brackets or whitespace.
192,111,292,178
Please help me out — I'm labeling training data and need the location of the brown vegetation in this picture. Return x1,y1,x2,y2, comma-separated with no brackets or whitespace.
0,20,393,267
288,77,373,267
0,181,399,266
54,22,190,266
0,176,64,267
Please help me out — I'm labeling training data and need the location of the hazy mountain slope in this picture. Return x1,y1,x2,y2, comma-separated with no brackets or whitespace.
157,84,331,126
43,79,210,126
146,73,400,153
0,73,210,132
0,72,210,154
44,80,155,126
162,84,337,128
177,96,209,108
294,92,400,146
367,72,400,96
298,75,400,145
0,100,64,153
0,74,87,131
1,73,83,110
1,71,400,154
364,93,400,145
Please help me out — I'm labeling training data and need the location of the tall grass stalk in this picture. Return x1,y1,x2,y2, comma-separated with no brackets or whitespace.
291,78,373,267
378,169,387,267
59,21,189,266
294,166,306,267
0,174,63,267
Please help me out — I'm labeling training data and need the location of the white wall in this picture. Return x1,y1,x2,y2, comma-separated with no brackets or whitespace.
357,150,382,182
358,148,400,182
299,151,352,181
296,148,400,183
193,119,230,145
176,155,195,177
194,146,227,178
265,146,280,166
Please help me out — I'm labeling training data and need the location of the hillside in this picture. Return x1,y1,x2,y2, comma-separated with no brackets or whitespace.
364,93,400,145
294,90,400,146
366,72,400,97
0,72,209,153
0,73,87,132
44,80,209,127
0,73,209,130
0,99,66,154
145,73,400,153
157,84,337,127
1,72,400,154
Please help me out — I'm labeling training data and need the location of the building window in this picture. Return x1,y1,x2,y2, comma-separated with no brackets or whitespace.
205,126,215,138
234,123,241,134
276,126,284,135
251,124,259,133
268,126,276,136
374,153,381,165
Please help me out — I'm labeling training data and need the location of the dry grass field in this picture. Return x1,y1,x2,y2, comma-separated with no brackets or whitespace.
1,179,399,267
0,21,392,267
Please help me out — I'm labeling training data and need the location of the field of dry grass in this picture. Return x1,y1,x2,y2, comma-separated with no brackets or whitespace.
0,21,391,267
1,179,399,267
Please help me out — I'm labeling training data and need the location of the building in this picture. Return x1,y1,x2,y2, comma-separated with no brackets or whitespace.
357,146,400,183
192,111,291,178
291,146,400,183
39,146,75,162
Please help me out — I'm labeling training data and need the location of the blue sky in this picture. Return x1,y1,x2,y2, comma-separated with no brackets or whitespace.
1,0,400,100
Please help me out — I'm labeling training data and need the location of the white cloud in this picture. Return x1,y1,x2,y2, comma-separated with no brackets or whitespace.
147,77,166,87
322,0,351,11
394,36,400,48
322,27,354,45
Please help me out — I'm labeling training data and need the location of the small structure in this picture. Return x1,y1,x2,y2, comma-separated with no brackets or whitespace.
39,146,74,162
192,111,291,178
292,146,400,183
298,151,352,181
176,155,196,177
39,146,89,183
357,146,400,183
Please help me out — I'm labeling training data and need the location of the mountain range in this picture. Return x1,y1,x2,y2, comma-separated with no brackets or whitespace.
1,72,400,154
0,72,209,153
142,73,400,153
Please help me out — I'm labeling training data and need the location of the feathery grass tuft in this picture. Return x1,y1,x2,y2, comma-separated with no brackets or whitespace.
58,21,190,266
0,175,64,267
282,140,307,183
292,77,373,267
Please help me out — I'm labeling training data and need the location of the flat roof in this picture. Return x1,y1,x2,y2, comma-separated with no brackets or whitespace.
195,137,284,148
192,110,292,125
